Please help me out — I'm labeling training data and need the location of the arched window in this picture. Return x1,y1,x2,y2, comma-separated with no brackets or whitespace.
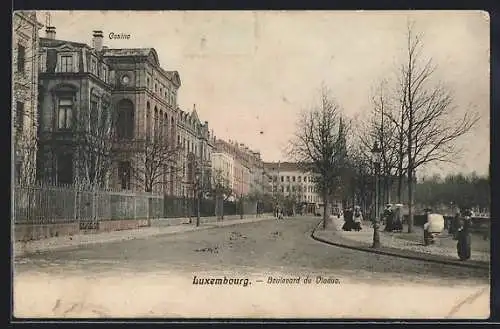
116,99,134,140
154,107,159,140
159,111,164,139
146,101,151,141
164,113,168,140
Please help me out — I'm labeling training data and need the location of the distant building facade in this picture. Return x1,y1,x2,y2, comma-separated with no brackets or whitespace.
13,11,43,184
264,162,325,211
211,152,235,200
214,139,266,199
176,104,214,198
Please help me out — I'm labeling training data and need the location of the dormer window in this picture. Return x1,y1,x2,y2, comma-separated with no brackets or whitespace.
60,55,74,72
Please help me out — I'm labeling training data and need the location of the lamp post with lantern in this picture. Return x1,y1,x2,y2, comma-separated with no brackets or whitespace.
371,142,382,248
195,166,201,227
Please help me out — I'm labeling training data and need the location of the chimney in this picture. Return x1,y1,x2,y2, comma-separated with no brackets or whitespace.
193,103,196,111
92,30,104,51
45,26,56,39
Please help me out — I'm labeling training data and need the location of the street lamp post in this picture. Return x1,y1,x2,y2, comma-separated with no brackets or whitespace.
195,168,201,227
371,142,382,249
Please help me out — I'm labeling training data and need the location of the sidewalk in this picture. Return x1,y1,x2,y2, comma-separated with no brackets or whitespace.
313,217,490,269
14,214,274,258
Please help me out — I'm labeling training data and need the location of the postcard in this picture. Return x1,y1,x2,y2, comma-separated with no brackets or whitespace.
12,10,490,319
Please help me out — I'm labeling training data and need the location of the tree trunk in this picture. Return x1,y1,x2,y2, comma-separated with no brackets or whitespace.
397,171,403,203
407,169,414,233
322,189,329,229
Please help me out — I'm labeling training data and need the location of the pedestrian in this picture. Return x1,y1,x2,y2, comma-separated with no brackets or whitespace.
353,206,363,231
457,208,472,261
383,204,394,232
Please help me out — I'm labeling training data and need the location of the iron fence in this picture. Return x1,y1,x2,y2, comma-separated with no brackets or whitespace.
14,183,261,225
13,183,164,225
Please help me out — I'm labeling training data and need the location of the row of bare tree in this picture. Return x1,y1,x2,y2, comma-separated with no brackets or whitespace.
288,22,481,232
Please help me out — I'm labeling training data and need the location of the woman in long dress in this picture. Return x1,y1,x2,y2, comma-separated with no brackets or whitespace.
457,210,472,261
353,206,363,231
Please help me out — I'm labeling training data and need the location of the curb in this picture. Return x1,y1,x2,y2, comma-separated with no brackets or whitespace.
14,216,274,257
310,220,489,271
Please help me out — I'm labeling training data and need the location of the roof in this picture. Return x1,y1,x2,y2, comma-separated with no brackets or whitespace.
102,48,181,86
40,37,90,49
264,162,311,173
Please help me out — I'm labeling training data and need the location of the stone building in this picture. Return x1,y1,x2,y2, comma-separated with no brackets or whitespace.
176,104,214,198
102,43,181,194
37,28,113,186
12,11,43,184
210,152,235,200
36,28,182,193
214,139,265,199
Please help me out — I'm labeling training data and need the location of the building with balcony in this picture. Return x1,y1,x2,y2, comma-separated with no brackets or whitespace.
36,27,183,193
37,28,113,187
13,11,43,185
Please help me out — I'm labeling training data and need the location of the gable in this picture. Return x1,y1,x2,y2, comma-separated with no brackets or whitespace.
55,43,79,52
148,49,160,66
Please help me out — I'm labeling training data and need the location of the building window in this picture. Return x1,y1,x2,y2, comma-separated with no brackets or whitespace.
116,99,134,140
17,44,25,74
286,176,290,182
58,98,73,130
146,102,151,141
281,176,284,182
147,77,150,88
154,83,158,92
16,101,24,135
292,176,296,182
298,176,302,183
57,152,74,185
153,107,159,140
60,55,74,73
177,135,181,145
118,161,131,190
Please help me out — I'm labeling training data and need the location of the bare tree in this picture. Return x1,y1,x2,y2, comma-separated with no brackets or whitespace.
397,22,480,232
356,80,408,204
73,101,115,190
345,146,374,215
131,136,182,193
210,168,233,219
288,87,350,229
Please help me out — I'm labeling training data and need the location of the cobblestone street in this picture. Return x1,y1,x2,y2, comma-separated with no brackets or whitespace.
14,216,489,318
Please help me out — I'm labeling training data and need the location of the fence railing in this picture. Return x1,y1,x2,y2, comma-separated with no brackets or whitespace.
13,183,260,225
13,183,164,225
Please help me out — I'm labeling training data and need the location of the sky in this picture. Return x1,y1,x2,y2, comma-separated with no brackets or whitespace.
40,10,490,177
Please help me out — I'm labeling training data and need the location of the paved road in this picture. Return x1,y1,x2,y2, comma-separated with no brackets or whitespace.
14,216,490,318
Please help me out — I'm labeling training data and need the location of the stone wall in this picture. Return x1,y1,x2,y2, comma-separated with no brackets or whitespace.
98,219,149,232
14,223,79,242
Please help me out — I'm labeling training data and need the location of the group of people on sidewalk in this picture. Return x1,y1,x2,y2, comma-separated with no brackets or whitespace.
341,204,403,233
342,206,364,231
